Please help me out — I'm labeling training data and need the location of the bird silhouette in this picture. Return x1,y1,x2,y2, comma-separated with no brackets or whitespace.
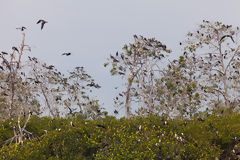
16,26,26,31
45,65,54,70
1,52,8,55
37,19,47,30
220,35,235,43
110,55,119,62
96,124,106,129
114,110,118,114
62,52,71,56
87,82,95,87
12,47,19,52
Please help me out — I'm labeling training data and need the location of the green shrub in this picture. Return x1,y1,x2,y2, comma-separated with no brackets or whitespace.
1,114,240,159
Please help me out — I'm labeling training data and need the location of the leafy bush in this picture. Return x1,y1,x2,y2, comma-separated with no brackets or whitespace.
1,114,240,159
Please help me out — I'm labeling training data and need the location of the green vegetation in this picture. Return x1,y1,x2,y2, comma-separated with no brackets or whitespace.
1,114,240,159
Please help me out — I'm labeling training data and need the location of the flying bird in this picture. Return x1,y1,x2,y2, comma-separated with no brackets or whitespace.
62,52,71,56
16,26,26,31
37,19,47,30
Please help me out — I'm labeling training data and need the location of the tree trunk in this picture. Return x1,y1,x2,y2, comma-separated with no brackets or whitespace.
125,75,133,119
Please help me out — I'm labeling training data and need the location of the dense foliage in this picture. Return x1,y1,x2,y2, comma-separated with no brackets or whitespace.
1,114,240,159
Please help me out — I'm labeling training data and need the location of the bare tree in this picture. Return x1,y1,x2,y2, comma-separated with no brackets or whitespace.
154,56,202,118
0,31,38,144
105,35,170,118
29,60,102,118
62,66,103,119
182,21,240,111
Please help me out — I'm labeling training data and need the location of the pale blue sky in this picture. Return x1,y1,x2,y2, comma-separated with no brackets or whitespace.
0,0,239,115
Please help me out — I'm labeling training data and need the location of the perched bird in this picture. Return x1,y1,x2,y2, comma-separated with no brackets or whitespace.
114,109,118,114
121,54,124,60
34,80,41,84
197,117,205,122
97,109,101,113
45,65,54,70
37,19,47,30
96,124,106,129
164,121,168,125
70,121,75,127
16,26,26,31
118,72,125,75
87,82,95,87
110,55,119,63
55,97,61,101
138,125,142,132
12,47,19,52
1,51,8,55
62,52,71,56
116,51,118,56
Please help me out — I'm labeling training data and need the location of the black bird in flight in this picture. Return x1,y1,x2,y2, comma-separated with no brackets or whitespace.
37,19,47,30
62,52,71,56
16,26,26,31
